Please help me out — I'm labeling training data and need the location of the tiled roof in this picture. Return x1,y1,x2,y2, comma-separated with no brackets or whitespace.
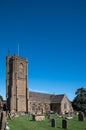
50,94,65,103
29,91,51,103
29,91,65,103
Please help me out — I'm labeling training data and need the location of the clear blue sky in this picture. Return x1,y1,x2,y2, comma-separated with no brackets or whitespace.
0,0,86,101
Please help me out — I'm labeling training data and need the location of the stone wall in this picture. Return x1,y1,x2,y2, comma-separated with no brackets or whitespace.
29,92,73,114
30,102,50,114
61,95,73,114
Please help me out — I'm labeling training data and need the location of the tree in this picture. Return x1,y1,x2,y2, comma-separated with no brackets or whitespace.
0,95,3,101
72,87,86,111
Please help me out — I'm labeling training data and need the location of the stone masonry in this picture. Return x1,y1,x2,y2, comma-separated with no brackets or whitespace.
6,55,73,114
6,55,29,112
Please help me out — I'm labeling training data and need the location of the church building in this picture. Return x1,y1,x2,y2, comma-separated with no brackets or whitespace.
6,55,73,114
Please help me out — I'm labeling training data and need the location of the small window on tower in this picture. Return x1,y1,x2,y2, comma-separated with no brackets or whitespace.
18,63,24,78
19,63,24,74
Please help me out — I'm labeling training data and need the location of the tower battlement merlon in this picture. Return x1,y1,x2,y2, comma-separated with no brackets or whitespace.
9,54,28,62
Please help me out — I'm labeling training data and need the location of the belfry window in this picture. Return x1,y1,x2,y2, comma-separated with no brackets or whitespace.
18,63,24,78
19,63,24,74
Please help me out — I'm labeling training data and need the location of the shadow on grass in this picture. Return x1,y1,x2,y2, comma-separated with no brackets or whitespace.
57,127,62,129
29,119,35,121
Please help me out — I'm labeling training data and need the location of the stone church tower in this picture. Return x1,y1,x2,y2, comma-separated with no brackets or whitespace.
6,55,29,113
6,54,73,115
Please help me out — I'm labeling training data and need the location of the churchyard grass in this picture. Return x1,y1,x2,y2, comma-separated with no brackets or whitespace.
7,114,86,130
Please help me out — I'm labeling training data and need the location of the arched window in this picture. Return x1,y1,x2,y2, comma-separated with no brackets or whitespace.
64,103,67,109
19,63,24,74
18,63,24,78
38,106,40,111
32,106,35,111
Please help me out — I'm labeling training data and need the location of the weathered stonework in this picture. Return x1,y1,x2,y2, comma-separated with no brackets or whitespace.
6,55,73,114
32,115,45,121
6,55,29,112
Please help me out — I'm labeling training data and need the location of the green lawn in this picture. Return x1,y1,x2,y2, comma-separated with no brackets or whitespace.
7,114,86,130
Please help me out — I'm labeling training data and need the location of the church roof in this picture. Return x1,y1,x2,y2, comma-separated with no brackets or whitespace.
29,91,51,103
50,94,65,103
29,91,65,104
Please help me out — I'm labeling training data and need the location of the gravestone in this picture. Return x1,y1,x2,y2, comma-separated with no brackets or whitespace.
62,119,68,129
84,111,86,118
0,112,1,121
0,111,6,130
32,114,35,121
0,112,1,130
78,111,84,121
66,112,74,119
51,119,56,128
35,115,45,121
32,114,45,121
48,114,51,121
